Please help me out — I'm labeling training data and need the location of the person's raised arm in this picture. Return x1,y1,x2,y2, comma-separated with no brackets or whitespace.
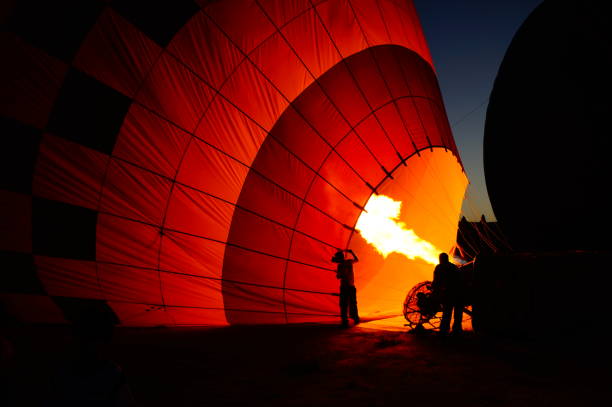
347,249,358,262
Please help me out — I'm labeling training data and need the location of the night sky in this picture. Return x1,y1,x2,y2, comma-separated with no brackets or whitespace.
413,0,542,221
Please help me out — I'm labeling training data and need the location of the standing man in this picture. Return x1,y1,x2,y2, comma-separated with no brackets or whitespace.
332,249,360,328
431,252,464,335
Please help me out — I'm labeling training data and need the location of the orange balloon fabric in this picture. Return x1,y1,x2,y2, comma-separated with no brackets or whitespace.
0,0,466,326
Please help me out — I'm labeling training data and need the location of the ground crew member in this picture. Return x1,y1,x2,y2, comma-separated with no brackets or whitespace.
332,249,360,328
432,252,464,335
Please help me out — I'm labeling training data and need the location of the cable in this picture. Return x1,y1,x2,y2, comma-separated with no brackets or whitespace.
452,97,489,128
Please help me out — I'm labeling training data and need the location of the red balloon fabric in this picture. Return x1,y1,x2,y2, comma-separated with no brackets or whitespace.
0,0,466,326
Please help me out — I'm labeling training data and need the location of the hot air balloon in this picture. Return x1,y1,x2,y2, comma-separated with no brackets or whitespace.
484,0,612,253
0,0,467,327
478,0,612,338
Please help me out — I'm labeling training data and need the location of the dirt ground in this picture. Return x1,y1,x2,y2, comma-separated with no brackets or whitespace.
3,318,612,406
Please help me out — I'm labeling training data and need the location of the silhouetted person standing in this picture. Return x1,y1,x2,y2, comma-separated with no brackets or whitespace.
432,252,464,335
332,249,360,327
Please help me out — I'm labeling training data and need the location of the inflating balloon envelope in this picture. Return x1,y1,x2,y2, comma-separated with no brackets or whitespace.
0,0,467,326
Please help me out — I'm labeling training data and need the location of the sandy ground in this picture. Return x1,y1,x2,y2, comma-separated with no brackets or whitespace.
3,318,612,406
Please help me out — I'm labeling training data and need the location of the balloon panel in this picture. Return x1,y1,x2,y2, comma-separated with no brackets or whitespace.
0,0,465,326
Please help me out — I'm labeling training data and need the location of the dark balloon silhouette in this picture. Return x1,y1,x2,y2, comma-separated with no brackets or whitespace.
484,0,612,252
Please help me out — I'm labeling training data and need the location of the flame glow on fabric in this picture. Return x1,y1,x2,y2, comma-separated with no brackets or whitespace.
356,195,441,265
0,0,469,326
349,150,468,318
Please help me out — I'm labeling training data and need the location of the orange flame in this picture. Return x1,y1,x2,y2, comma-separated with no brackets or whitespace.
355,194,440,265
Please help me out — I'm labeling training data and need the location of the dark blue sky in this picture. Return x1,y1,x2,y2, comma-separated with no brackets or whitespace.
413,0,542,220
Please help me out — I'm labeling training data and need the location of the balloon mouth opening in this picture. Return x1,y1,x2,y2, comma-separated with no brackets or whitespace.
346,149,468,319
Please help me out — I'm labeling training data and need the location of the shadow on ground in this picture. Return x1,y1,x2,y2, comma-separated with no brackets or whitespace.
3,323,612,406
